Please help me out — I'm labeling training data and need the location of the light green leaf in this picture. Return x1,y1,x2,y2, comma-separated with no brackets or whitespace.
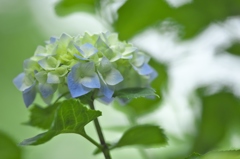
192,87,240,153
24,102,60,130
20,99,101,145
112,125,167,148
0,131,22,159
201,150,240,159
115,0,172,40
55,0,97,16
114,88,159,99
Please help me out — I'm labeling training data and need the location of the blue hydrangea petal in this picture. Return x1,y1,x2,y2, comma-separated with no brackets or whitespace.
67,72,92,98
98,96,113,105
100,80,114,98
39,83,57,98
47,72,60,84
105,68,123,86
81,73,100,88
74,54,88,61
23,86,36,107
149,68,158,82
133,63,153,75
80,43,98,58
50,37,57,44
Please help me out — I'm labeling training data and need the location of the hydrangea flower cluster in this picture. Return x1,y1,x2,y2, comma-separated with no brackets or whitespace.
13,32,157,107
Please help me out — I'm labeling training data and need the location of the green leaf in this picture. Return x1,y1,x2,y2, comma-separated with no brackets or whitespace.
226,42,240,56
24,102,60,130
114,88,159,99
115,0,240,40
192,87,240,153
201,150,240,159
112,125,167,149
185,152,201,159
55,0,97,16
0,131,22,159
115,0,172,40
20,99,101,145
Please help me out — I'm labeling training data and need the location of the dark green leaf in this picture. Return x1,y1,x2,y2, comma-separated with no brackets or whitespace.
185,152,201,159
0,131,22,159
114,88,159,99
192,87,240,153
112,125,167,149
24,103,60,130
20,99,101,145
55,0,97,16
226,42,240,56
201,150,240,159
115,0,240,40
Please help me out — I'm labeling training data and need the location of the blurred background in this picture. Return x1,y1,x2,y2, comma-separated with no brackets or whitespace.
1,0,240,158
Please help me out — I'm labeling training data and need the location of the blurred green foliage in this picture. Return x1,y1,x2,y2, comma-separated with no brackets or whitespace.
226,42,240,56
55,0,97,16
192,87,240,153
0,131,22,159
115,0,240,40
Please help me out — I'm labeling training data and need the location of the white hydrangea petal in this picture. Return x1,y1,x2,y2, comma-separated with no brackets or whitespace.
107,33,119,45
59,33,72,45
78,62,96,77
35,71,47,83
99,57,112,73
47,72,60,84
122,47,137,56
131,53,145,67
105,68,124,86
95,36,108,52
38,56,59,70
34,46,46,56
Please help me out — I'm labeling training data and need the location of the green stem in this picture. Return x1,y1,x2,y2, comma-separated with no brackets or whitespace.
81,133,102,151
89,99,112,159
